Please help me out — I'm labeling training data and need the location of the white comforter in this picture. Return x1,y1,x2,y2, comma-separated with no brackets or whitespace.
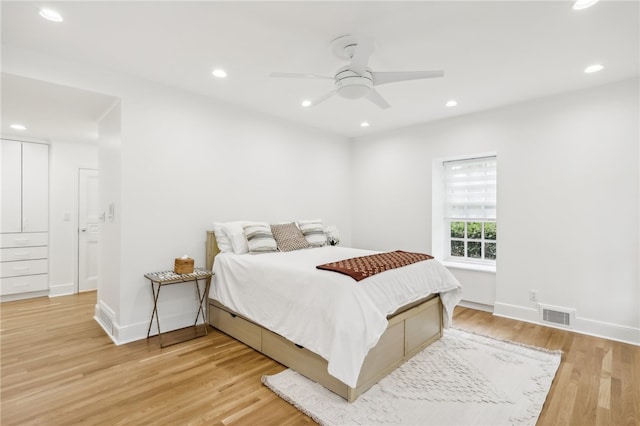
210,246,462,388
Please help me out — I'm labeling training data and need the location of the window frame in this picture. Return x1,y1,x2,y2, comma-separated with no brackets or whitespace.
442,156,497,269
446,219,497,265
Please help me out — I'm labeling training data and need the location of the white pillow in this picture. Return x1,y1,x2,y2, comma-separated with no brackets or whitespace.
297,219,327,247
224,221,250,254
212,222,233,253
212,221,250,254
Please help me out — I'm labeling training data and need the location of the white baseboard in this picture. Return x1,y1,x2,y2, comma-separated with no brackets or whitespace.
49,282,75,297
459,299,494,313
0,290,48,302
115,310,206,345
494,302,640,346
94,302,206,345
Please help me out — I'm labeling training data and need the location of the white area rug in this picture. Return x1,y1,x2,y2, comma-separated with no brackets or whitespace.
262,328,561,426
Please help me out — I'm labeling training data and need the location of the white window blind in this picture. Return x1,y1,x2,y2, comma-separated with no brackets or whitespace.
444,156,497,220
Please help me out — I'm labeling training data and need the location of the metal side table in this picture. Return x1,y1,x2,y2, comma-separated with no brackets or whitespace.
145,268,213,347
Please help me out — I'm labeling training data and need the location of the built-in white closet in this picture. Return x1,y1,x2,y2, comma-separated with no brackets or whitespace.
0,139,49,301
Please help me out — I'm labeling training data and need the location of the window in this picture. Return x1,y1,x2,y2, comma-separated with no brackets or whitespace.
444,156,497,265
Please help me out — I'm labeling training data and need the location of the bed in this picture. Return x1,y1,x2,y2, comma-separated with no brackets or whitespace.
205,229,462,402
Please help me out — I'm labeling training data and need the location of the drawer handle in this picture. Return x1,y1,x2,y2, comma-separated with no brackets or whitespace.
230,313,237,318
294,344,304,349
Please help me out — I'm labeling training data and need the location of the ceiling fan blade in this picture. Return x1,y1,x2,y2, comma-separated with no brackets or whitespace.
270,72,333,80
309,90,336,107
372,70,444,86
350,36,375,76
367,89,391,109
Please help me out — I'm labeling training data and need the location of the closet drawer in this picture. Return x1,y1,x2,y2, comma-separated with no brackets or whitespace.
0,259,48,278
0,233,48,248
0,274,48,295
0,246,48,262
209,305,262,351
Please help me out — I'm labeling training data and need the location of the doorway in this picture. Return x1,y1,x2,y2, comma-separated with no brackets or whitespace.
78,168,99,292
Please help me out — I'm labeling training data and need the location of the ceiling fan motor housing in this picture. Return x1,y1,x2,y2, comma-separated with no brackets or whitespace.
335,67,373,99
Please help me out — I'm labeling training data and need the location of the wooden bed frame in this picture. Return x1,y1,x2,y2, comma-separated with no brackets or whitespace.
205,230,443,402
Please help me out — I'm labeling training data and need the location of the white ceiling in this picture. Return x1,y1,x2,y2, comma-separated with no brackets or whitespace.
1,1,638,141
1,73,117,143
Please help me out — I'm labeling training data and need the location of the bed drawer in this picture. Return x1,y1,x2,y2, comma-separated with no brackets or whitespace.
405,297,442,355
262,328,348,396
358,321,404,386
209,305,262,351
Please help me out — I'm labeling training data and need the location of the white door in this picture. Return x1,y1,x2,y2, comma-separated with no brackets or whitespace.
78,169,99,292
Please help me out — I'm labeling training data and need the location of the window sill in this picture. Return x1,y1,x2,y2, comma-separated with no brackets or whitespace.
442,260,496,274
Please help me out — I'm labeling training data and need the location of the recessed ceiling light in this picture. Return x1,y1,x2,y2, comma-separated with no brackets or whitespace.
584,64,604,73
360,122,370,128
212,69,227,78
573,0,599,10
39,8,63,22
446,100,458,107
301,100,312,108
10,124,27,131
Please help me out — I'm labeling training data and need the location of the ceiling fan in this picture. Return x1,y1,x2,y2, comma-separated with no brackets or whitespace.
271,35,444,109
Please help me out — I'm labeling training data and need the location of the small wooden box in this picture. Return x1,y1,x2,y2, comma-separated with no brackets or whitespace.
174,258,194,275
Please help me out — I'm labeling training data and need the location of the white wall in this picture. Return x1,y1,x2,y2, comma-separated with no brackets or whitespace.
96,102,121,335
352,78,639,344
3,46,352,343
115,84,352,342
49,140,98,296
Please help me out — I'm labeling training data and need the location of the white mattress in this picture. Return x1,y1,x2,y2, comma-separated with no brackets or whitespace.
210,246,463,388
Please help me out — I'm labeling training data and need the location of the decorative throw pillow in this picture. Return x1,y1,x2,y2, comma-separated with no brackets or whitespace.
297,219,327,247
243,222,277,253
270,222,311,252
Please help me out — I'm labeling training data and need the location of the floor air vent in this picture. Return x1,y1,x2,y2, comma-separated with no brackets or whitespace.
539,304,574,327
97,306,114,335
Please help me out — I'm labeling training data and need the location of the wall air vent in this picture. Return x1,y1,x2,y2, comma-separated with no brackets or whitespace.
539,304,574,328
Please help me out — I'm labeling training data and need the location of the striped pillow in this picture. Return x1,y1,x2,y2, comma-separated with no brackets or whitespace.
270,222,310,252
243,222,277,253
297,219,327,247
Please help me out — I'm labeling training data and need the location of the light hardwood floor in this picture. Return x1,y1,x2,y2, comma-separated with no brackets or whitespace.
1,292,638,425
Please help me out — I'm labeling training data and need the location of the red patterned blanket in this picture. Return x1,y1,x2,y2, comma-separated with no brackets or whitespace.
316,250,434,282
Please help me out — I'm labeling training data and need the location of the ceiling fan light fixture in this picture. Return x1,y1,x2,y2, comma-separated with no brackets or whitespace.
446,100,458,107
270,36,443,110
337,84,371,99
573,0,599,10
301,100,312,107
39,8,63,22
360,121,370,128
335,68,373,99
